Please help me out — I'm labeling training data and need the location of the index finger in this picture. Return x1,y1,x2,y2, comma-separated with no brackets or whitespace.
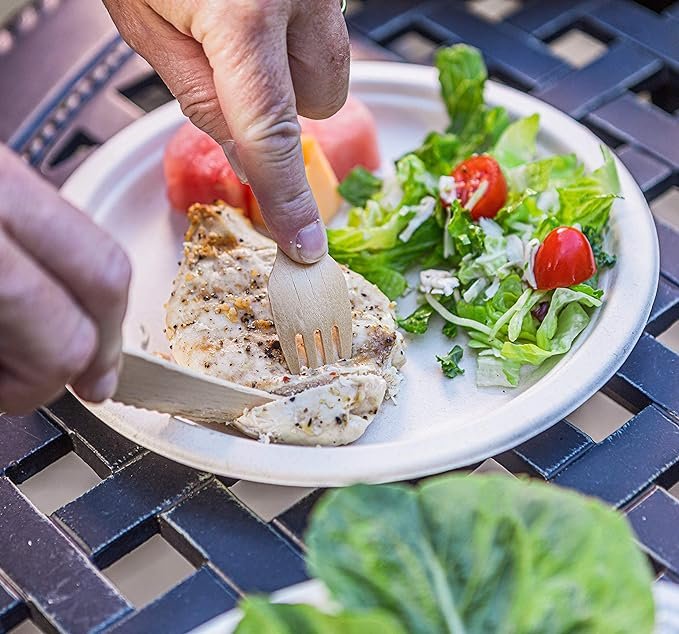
0,146,131,393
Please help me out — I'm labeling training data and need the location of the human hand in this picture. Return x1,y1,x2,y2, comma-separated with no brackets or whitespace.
105,0,350,263
0,145,131,414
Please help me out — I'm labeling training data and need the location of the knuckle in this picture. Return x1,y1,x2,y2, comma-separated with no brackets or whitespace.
242,113,301,160
179,94,230,144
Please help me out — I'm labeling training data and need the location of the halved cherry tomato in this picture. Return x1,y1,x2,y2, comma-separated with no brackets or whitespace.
452,155,507,220
534,226,596,290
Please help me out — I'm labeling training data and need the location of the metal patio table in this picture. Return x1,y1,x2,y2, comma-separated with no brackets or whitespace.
0,1,678,632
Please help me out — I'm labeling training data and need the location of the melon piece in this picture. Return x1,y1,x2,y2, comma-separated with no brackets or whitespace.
248,135,341,228
163,122,249,213
299,94,380,180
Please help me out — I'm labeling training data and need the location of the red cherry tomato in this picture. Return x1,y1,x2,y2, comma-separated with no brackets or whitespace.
452,155,507,220
534,226,597,290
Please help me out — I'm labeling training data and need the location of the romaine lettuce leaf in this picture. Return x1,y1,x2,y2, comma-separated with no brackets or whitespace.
337,167,383,207
331,217,443,299
592,146,621,195
306,475,654,634
506,154,580,193
430,44,510,168
436,44,487,137
502,301,591,365
536,287,602,348
235,597,406,634
492,114,540,169
476,355,521,387
396,154,438,205
327,205,410,253
556,148,621,233
412,131,461,176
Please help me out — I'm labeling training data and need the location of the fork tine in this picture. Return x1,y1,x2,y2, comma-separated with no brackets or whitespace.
303,331,321,368
268,249,352,374
275,323,301,374
320,329,339,364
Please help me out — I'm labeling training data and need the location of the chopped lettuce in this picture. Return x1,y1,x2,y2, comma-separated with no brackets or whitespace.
584,226,617,269
476,355,521,387
506,154,580,193
502,302,591,365
417,44,509,175
411,131,461,176
442,320,458,338
446,200,484,259
492,114,539,169
331,217,442,300
536,287,601,349
337,167,382,207
397,304,434,334
436,44,487,137
436,344,464,378
396,154,438,205
326,43,617,386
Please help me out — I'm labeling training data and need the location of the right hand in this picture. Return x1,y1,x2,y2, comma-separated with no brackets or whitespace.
0,145,131,414
104,0,350,264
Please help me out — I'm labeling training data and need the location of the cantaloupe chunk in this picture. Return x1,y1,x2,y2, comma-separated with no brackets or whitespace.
249,134,341,228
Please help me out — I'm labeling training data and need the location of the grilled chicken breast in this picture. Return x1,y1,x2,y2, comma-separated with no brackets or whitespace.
165,203,405,445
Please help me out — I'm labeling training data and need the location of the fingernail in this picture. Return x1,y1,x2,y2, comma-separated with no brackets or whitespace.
222,141,248,184
295,219,328,263
87,368,118,402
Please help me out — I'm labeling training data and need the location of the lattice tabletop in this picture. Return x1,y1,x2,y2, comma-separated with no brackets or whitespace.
0,1,678,632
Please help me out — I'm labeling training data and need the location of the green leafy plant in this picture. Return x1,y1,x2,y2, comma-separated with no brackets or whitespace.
237,475,655,633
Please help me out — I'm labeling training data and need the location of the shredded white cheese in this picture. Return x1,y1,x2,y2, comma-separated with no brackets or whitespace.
464,179,489,212
381,176,403,210
463,278,489,303
419,269,460,296
399,196,436,242
537,188,559,212
479,217,503,238
505,234,524,265
484,277,501,299
443,206,454,259
439,175,458,206
523,238,540,289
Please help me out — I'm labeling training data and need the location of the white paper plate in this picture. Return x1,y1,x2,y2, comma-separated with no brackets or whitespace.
61,62,658,487
193,579,679,634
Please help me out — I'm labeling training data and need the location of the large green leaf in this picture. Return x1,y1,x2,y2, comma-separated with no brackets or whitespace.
307,475,654,634
235,598,406,634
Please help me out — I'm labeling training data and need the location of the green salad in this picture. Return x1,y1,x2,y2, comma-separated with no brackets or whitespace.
235,475,654,633
329,44,620,387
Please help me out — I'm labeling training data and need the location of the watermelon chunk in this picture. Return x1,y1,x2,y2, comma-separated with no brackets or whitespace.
163,122,249,213
300,94,380,180
163,94,381,213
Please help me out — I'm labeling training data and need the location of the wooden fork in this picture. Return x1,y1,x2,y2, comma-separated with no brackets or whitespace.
268,250,353,374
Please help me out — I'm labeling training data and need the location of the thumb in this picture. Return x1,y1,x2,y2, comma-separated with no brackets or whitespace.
201,11,327,263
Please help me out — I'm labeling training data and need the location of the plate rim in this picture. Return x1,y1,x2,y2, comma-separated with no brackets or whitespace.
61,60,659,487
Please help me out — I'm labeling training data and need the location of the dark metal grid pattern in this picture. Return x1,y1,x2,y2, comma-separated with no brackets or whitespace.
0,0,677,631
